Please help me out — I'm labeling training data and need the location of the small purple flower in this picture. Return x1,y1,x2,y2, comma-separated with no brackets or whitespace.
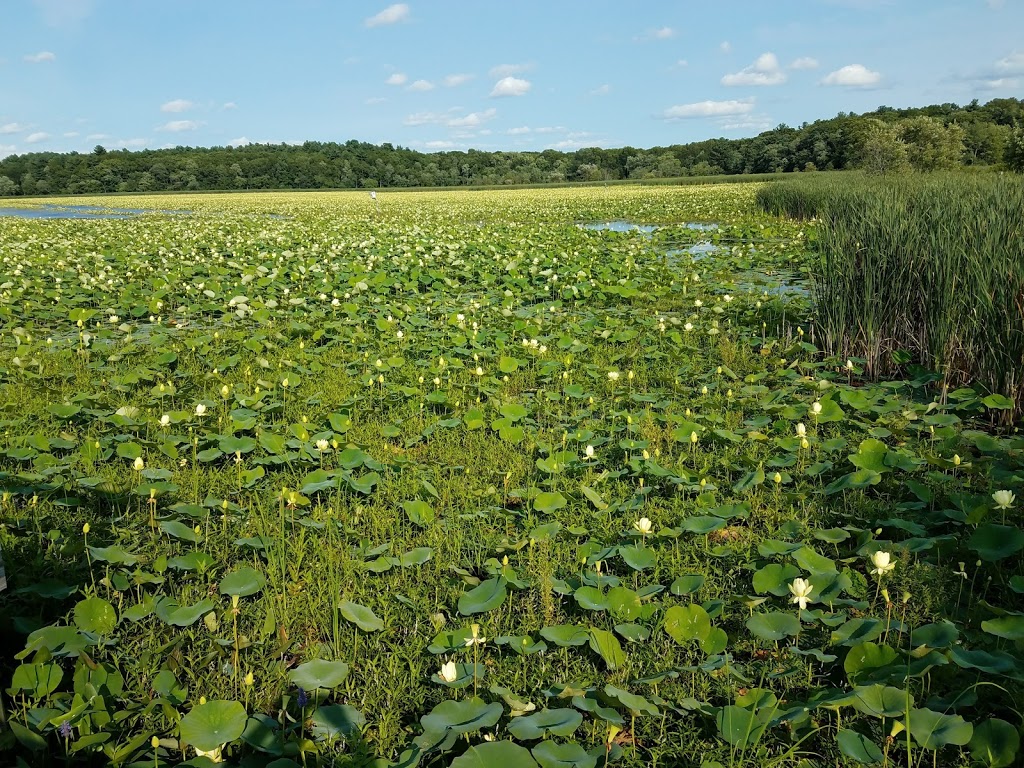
296,687,308,708
58,720,73,738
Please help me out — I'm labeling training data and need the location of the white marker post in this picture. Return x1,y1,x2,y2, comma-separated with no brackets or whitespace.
370,189,379,213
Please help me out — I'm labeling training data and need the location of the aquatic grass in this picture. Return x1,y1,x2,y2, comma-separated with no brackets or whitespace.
758,172,1024,416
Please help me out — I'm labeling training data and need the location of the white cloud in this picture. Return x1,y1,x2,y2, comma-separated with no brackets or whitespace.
995,51,1024,74
0,123,28,135
158,120,200,132
408,79,435,91
662,99,755,119
116,138,147,148
365,96,386,105
161,99,194,113
385,72,408,86
86,133,109,140
534,126,564,134
719,41,732,53
63,131,79,137
222,101,237,110
821,63,881,86
590,84,611,96
26,132,50,143
636,26,675,41
507,126,531,135
490,76,531,97
720,116,774,132
722,52,786,86
423,140,457,149
0,144,16,159
365,3,409,27
24,51,56,63
978,77,1020,90
988,0,1005,8
673,59,689,68
443,73,474,87
228,136,252,147
489,63,531,78
447,108,496,128
789,56,819,70
404,107,497,128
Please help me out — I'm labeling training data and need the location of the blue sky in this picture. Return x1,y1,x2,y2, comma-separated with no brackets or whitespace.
1,0,1022,159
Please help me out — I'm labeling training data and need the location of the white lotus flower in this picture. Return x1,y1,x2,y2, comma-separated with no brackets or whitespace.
439,661,458,683
870,551,895,576
789,578,813,610
132,456,145,471
634,517,652,535
796,423,806,437
195,403,207,417
992,490,1015,510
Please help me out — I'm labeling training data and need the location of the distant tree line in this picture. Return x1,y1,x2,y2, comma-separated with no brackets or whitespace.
1,98,1022,196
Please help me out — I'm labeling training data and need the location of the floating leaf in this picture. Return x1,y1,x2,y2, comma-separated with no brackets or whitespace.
310,704,365,741
969,718,1020,768
459,577,508,616
745,612,799,642
450,741,539,768
288,659,350,690
663,604,711,644
507,709,583,740
73,597,118,634
339,600,384,632
837,729,884,764
907,708,973,750
219,567,266,597
179,700,248,752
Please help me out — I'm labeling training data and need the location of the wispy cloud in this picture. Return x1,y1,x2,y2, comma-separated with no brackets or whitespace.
116,138,147,148
490,76,531,97
443,73,474,87
24,51,56,63
789,56,819,70
722,52,786,86
590,84,611,96
507,126,531,135
661,98,754,119
0,123,28,135
821,63,881,86
635,26,675,41
222,101,237,110
385,72,408,86
365,96,386,105
408,79,435,92
404,107,497,128
719,41,732,54
161,99,194,113
158,120,200,132
489,62,532,78
26,131,51,143
365,3,409,27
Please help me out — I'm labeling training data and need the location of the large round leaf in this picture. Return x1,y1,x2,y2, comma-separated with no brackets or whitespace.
450,741,539,767
716,705,766,748
218,567,266,597
837,729,884,764
745,611,799,642
288,659,350,690
459,577,508,616
907,708,973,750
969,524,1024,561
969,718,1020,768
310,704,365,741
533,491,566,514
179,700,248,751
73,597,118,634
339,600,384,632
663,604,711,644
532,741,596,768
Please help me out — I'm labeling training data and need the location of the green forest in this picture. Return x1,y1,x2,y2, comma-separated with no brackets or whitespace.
1,97,1022,196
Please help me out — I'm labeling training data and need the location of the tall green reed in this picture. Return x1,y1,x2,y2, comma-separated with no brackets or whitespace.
758,172,1024,416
